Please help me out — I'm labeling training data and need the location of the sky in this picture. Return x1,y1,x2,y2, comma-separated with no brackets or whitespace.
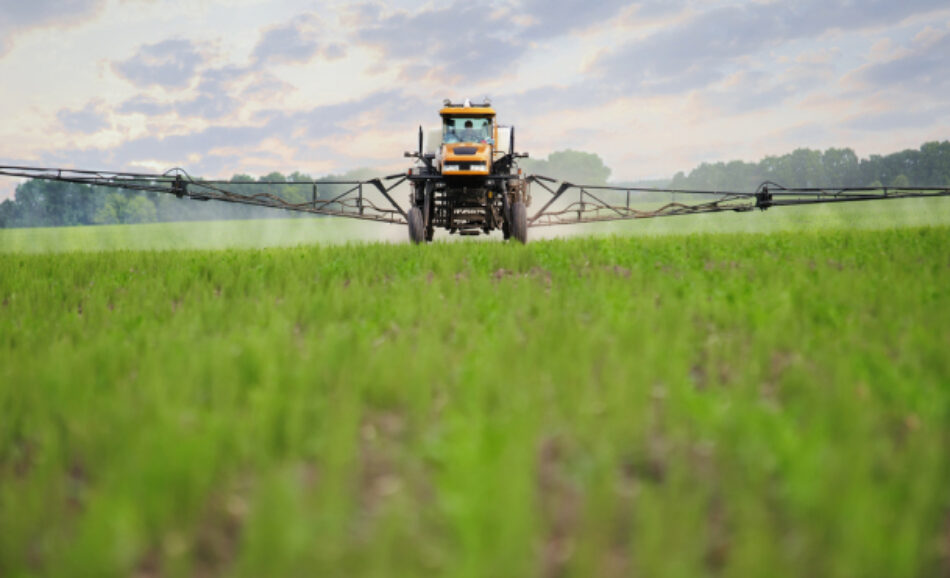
0,0,948,199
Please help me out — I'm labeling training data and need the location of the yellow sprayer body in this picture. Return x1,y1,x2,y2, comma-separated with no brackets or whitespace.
438,106,497,177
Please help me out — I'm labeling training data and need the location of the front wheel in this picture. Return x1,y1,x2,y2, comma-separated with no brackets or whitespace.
408,206,425,244
509,201,527,244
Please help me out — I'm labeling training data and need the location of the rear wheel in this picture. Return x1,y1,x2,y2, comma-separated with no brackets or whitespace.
509,201,527,244
408,206,425,244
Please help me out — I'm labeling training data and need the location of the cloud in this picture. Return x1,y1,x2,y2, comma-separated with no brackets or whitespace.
519,0,663,38
700,70,796,114
252,14,345,64
113,13,346,122
116,65,298,122
701,56,839,114
6,0,950,186
117,95,173,116
502,83,611,118
0,0,105,56
594,0,949,95
857,31,950,93
43,91,405,177
116,64,247,120
349,2,527,81
175,65,247,118
343,1,693,86
112,38,205,89
843,105,950,132
57,100,109,133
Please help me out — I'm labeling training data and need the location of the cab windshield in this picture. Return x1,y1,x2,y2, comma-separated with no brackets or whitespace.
443,116,492,143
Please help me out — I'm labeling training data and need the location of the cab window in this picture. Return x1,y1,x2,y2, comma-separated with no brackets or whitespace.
443,117,492,143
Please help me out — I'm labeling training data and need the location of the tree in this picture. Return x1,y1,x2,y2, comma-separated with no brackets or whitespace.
92,192,157,225
671,142,950,191
124,197,157,224
521,150,611,185
93,194,121,224
891,174,910,188
94,193,127,224
3,140,949,228
0,199,17,228
822,148,861,186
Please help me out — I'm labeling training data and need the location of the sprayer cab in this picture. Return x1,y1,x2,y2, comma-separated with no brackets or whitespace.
438,99,496,177
402,98,531,244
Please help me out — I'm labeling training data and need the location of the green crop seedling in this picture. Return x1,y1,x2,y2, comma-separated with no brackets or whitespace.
2,209,949,576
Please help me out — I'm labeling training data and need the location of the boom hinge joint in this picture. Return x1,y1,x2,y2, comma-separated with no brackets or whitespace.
755,185,773,210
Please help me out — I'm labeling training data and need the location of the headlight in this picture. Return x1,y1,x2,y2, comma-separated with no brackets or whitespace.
443,162,487,172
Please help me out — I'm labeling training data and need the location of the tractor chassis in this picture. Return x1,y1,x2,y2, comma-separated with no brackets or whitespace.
407,175,529,243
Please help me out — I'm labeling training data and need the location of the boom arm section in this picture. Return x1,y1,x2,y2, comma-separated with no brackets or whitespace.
526,176,950,227
0,165,408,224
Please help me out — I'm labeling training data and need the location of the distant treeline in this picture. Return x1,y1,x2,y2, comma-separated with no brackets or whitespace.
2,141,949,228
670,141,950,192
0,168,381,229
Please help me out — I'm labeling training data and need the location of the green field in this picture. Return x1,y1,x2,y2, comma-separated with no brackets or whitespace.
2,202,950,577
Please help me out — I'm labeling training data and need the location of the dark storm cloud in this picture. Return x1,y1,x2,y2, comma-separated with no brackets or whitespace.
57,100,109,133
0,0,104,55
595,0,949,95
112,38,205,90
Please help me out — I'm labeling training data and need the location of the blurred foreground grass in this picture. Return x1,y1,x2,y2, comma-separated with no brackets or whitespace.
1,223,949,577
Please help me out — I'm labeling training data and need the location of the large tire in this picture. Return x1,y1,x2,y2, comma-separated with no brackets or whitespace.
408,206,425,244
509,201,528,244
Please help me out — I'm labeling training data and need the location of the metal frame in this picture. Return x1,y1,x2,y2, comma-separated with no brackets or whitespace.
0,165,409,224
525,176,950,227
3,164,950,233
